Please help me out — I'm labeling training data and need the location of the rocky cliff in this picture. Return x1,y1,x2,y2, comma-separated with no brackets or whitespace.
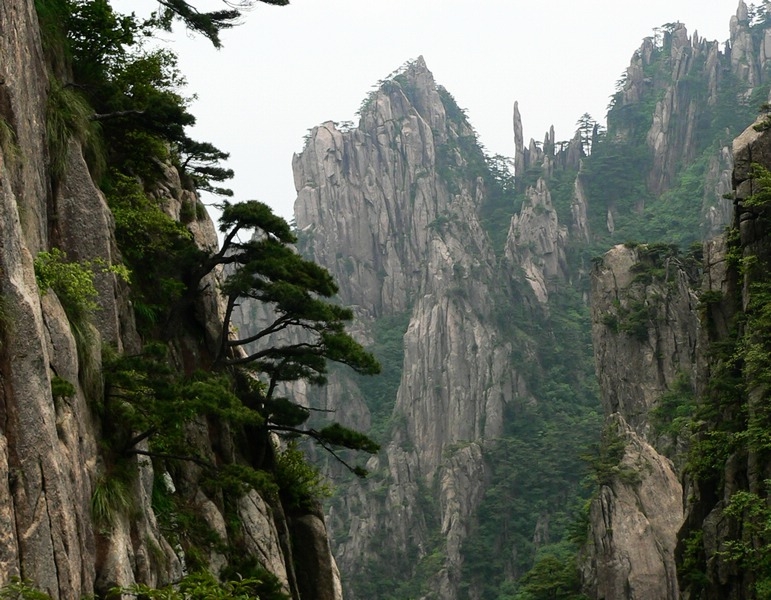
578,5,771,599
585,242,701,599
292,58,523,599
0,2,341,599
673,114,771,600
583,110,771,600
286,56,601,600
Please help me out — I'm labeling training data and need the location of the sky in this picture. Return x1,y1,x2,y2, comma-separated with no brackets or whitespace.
115,0,744,221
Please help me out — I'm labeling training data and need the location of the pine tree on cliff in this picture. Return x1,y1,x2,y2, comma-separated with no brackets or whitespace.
155,0,289,48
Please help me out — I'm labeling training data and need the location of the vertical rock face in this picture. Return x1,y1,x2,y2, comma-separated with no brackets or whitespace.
585,73,771,600
293,58,543,600
673,116,771,600
582,415,683,600
591,244,701,435
293,57,461,319
504,178,569,304
0,2,342,598
0,2,98,595
585,242,703,599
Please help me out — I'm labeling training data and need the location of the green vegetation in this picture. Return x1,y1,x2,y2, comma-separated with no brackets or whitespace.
677,161,771,597
509,546,590,600
46,78,103,182
23,1,771,597
34,248,102,319
0,116,19,165
0,572,289,600
0,579,52,600
460,283,601,600
121,572,289,600
650,372,696,449
577,22,770,251
91,468,134,533
720,483,771,598
354,311,411,440
434,85,520,254
50,375,76,399
104,172,200,334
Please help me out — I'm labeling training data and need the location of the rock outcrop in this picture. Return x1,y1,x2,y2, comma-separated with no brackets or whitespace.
582,415,682,600
585,241,703,599
287,55,598,600
585,35,771,598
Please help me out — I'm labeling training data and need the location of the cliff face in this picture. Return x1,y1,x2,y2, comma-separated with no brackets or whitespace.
0,2,101,593
583,11,771,595
585,113,771,600
292,58,528,599
0,2,340,598
585,242,702,599
286,55,603,600
673,116,771,600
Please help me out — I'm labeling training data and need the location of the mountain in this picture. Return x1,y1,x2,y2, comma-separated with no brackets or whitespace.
244,3,771,599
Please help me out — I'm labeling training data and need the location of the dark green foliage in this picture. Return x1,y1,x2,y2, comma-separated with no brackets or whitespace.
219,560,289,600
273,441,331,509
578,28,769,250
318,423,380,454
616,299,651,342
353,311,410,439
151,0,289,49
119,571,287,600
0,116,19,166
583,424,627,488
35,0,70,72
514,547,589,600
65,0,136,85
459,282,600,600
650,372,696,446
744,164,771,209
180,200,382,476
50,375,76,399
214,200,380,386
0,578,53,600
629,242,681,284
580,136,653,237
208,463,279,499
720,484,771,597
101,344,260,459
678,184,771,595
151,478,227,570
104,173,202,334
36,0,234,192
178,137,235,196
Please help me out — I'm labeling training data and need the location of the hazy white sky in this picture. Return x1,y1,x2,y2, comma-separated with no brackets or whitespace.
116,0,744,220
